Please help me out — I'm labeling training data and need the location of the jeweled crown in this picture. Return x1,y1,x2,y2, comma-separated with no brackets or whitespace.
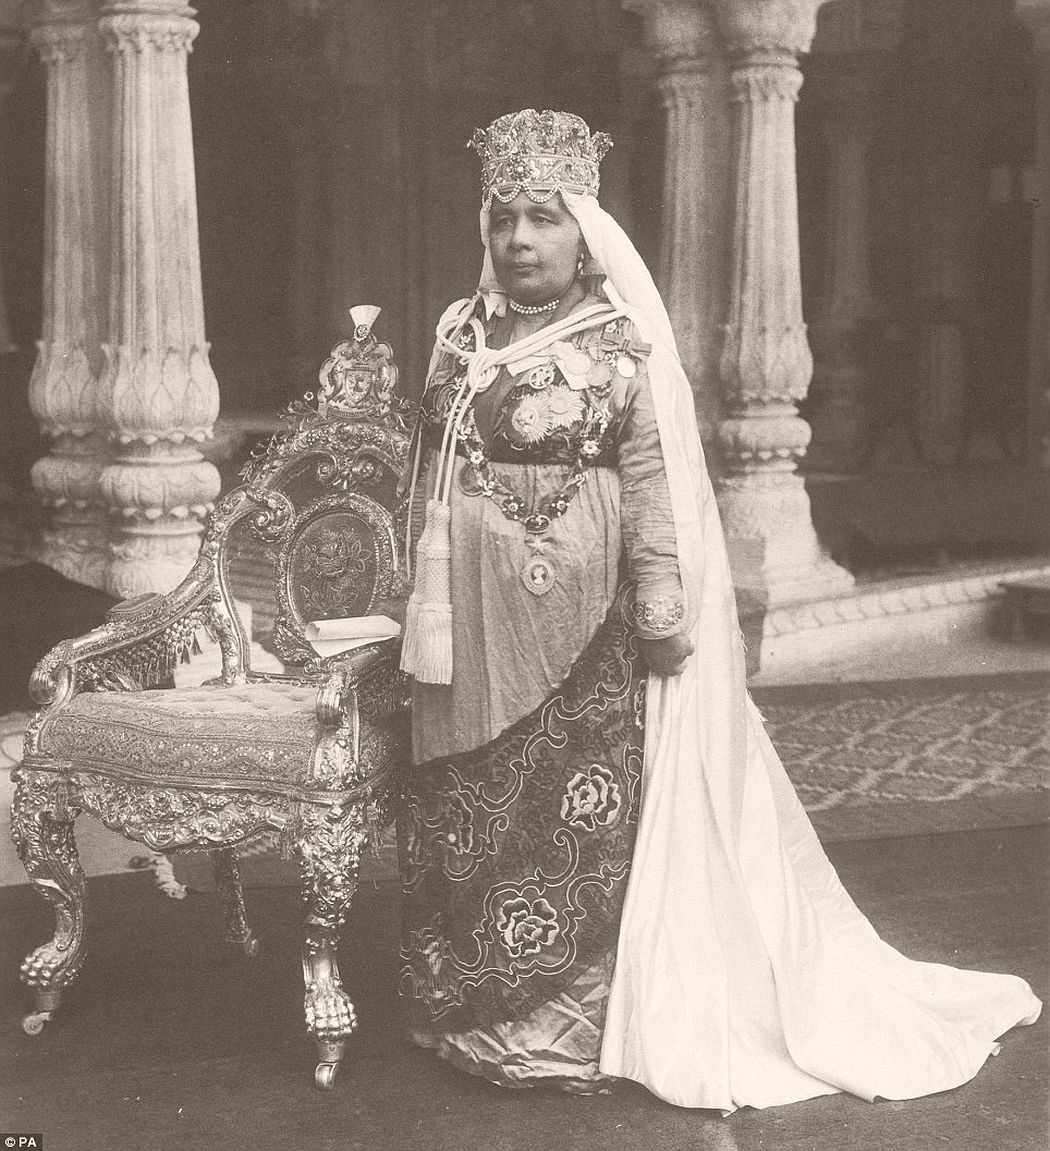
468,109,612,204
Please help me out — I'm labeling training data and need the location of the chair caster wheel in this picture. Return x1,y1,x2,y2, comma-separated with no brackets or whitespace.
315,1061,339,1090
23,1011,53,1036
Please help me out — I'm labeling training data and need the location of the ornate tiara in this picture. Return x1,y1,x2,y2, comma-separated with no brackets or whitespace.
468,109,613,204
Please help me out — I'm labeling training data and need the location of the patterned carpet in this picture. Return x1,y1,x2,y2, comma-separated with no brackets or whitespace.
756,672,1049,809
1,672,1047,872
753,671,1050,840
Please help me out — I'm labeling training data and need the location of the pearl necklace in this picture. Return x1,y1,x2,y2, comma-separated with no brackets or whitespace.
508,295,561,316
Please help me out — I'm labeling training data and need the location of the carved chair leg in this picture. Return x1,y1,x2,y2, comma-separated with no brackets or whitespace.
10,768,86,1035
296,804,368,1089
211,849,259,957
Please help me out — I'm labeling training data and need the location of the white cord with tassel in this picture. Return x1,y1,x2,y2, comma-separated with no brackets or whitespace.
399,497,454,682
400,320,493,684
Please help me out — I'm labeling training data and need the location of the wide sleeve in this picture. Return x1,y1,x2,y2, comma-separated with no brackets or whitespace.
613,354,688,640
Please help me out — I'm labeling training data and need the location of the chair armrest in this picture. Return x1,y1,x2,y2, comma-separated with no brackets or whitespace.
314,639,404,728
28,483,297,707
306,640,408,795
29,563,217,707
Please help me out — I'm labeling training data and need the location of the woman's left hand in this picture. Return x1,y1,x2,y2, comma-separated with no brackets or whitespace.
637,633,694,677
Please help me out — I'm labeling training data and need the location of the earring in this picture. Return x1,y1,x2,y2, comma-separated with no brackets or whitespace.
576,252,586,278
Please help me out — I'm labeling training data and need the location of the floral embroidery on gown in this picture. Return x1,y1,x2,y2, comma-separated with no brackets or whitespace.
398,292,1043,1108
399,306,674,1087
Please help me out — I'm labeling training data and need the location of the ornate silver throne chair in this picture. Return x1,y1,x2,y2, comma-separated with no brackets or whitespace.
12,307,411,1088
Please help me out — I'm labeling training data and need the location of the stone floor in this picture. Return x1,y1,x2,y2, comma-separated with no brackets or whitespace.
0,826,1045,1151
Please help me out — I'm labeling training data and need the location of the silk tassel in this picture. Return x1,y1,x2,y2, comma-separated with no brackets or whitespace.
399,498,453,684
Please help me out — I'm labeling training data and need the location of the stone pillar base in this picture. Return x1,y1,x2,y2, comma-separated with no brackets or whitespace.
30,427,110,591
718,473,854,607
37,518,110,591
100,436,220,599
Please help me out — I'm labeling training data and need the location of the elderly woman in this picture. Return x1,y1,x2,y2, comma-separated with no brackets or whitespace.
396,109,1040,1112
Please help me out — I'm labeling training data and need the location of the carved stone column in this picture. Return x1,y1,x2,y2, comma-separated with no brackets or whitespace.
626,0,732,444
1016,0,1050,467
711,0,853,604
97,0,220,596
28,2,110,589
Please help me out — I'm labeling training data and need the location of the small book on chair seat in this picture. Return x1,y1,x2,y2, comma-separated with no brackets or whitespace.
304,616,401,658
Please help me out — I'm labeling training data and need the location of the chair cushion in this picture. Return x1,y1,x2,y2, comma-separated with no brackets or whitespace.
36,681,326,792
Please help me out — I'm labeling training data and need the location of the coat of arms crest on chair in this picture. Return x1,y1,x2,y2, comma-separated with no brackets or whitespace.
12,306,412,1089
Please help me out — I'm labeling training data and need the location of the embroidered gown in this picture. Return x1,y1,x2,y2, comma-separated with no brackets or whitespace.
398,294,1042,1107
399,300,676,1088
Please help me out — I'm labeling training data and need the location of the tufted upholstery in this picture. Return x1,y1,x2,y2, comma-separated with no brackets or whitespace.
12,326,411,1087
37,682,323,792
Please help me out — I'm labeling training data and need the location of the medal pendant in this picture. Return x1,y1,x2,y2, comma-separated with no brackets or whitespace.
520,544,556,596
458,464,483,496
616,354,637,378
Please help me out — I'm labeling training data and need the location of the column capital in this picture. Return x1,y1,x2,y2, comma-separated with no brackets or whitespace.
30,2,94,65
623,0,720,70
30,31,91,68
708,0,828,59
658,63,712,106
728,59,802,101
98,1,198,55
1016,0,1050,54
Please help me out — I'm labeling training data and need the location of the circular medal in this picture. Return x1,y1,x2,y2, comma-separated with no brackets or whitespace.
616,354,637,379
520,554,556,596
526,363,557,391
458,465,483,496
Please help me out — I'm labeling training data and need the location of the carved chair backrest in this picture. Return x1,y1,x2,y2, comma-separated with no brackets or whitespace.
206,314,412,677
23,313,413,706
242,418,409,667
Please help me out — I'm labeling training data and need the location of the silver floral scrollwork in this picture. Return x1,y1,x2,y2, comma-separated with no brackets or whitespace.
13,316,412,1086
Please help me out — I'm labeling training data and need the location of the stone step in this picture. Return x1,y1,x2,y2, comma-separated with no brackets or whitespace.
751,559,1050,686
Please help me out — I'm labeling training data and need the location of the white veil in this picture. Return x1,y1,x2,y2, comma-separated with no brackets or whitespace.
473,192,1040,1112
